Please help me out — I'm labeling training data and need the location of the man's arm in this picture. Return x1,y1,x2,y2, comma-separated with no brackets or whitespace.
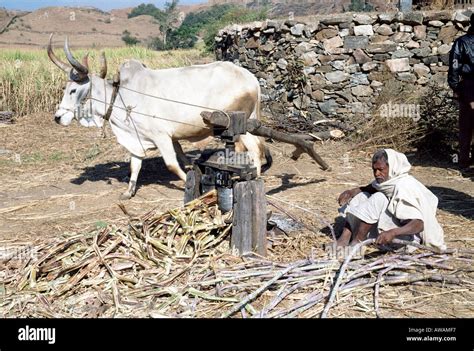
338,183,377,206
448,38,463,92
376,219,424,245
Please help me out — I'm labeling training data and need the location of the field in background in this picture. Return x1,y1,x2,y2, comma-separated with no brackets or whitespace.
0,46,213,117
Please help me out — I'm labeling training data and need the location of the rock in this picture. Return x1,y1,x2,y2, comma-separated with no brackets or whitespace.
304,23,319,36
346,64,360,73
311,89,325,102
317,65,333,73
331,60,346,70
424,12,451,22
293,95,311,109
339,28,350,37
291,23,305,36
351,73,370,85
414,25,426,40
326,71,350,83
301,51,319,66
371,34,390,43
406,40,420,49
454,11,471,24
397,72,417,83
399,24,413,32
344,36,369,49
320,14,352,25
294,42,314,56
371,80,384,88
352,85,373,97
316,28,339,40
417,77,430,85
368,71,393,82
366,43,397,53
324,36,344,53
354,25,374,36
319,99,339,114
310,74,327,87
413,63,430,77
353,14,376,25
438,26,458,44
266,20,279,28
392,32,412,42
377,24,393,36
373,53,390,61
423,56,438,65
277,58,288,70
353,48,371,64
440,53,450,66
438,43,452,55
379,13,396,24
245,37,260,49
392,50,414,58
362,62,378,71
401,12,423,25
260,42,275,52
303,66,316,75
411,46,431,58
428,20,444,28
385,58,410,72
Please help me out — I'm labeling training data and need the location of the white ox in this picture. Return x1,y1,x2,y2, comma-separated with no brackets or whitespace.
48,35,271,199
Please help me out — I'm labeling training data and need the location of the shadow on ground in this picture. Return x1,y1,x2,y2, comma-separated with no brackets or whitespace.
70,156,183,191
429,186,474,221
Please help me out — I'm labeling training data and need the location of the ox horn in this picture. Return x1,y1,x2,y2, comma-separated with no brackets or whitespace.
99,52,107,79
47,33,70,72
64,37,89,75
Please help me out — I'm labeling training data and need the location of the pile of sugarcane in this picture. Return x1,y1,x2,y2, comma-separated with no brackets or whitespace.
1,193,473,318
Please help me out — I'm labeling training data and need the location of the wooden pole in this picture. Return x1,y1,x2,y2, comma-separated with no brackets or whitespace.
231,179,267,256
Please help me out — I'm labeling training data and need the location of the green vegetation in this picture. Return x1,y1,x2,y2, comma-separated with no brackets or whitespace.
122,30,140,46
348,0,373,12
129,2,268,51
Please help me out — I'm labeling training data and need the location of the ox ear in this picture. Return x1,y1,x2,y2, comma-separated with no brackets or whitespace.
82,53,90,71
99,52,107,79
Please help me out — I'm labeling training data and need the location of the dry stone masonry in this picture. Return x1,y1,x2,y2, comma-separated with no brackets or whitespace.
215,10,473,132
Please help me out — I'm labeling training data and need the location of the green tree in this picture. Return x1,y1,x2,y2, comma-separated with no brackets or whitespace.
122,30,140,46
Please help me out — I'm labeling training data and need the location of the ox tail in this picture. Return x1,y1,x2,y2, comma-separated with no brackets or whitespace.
261,144,273,173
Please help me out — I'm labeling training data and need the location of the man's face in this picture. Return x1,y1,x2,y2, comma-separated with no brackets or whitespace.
373,159,389,183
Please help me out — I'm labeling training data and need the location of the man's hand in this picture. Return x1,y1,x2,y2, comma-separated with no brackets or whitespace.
338,190,354,206
376,229,397,245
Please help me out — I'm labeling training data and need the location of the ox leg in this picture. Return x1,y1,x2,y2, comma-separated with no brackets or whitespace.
120,154,143,200
238,133,263,176
155,137,187,181
173,141,191,168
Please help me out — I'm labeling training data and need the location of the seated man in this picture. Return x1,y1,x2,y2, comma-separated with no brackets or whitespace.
336,149,446,251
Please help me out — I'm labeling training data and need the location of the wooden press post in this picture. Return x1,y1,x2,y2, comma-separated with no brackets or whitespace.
231,179,267,256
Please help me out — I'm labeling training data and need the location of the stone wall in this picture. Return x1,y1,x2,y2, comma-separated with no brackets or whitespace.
215,10,473,131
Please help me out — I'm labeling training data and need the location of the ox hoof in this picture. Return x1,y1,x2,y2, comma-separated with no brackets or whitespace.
119,192,133,200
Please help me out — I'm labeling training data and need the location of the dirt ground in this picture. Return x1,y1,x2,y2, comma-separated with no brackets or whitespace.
1,112,473,317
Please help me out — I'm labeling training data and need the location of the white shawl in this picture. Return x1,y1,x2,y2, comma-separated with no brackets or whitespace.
372,149,446,251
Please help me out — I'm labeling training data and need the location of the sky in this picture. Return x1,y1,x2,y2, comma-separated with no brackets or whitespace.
0,0,204,11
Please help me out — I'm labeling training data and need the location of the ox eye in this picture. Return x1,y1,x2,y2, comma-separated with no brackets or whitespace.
70,89,77,95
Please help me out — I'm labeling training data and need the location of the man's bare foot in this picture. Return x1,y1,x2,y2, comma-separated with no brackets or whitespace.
336,228,352,247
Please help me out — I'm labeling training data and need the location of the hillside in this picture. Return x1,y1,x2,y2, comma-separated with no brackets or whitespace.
0,6,162,49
